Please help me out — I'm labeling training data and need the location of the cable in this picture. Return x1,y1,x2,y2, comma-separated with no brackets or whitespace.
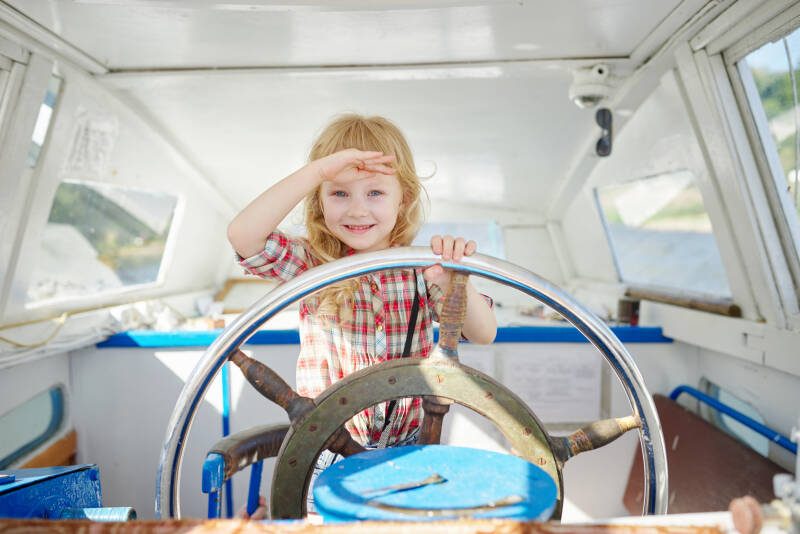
0,313,68,348
783,37,799,207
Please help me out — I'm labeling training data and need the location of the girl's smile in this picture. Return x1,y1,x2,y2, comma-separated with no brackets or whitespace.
344,224,376,234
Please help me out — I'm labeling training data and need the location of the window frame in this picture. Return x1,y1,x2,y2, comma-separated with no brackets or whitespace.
724,31,800,314
674,41,799,328
718,11,800,328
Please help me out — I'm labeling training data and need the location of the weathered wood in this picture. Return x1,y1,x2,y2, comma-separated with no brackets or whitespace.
417,396,453,445
0,519,726,534
229,351,365,459
437,272,469,352
624,288,741,317
552,416,640,464
22,430,77,469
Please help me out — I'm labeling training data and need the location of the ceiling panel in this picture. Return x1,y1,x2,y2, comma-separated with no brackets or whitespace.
107,63,593,215
8,0,681,69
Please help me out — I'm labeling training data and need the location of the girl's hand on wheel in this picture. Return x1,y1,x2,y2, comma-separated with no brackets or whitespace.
424,235,477,289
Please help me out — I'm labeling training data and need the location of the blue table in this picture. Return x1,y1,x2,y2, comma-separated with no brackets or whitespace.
313,445,558,522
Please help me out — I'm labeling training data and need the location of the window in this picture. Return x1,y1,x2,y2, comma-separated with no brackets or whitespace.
0,387,65,469
739,27,800,268
27,181,179,303
595,170,732,298
27,74,61,168
412,221,505,259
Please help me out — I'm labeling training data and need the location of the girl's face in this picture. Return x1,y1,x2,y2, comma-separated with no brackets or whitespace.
320,174,404,253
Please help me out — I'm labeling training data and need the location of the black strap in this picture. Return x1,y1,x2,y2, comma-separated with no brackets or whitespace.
381,274,421,433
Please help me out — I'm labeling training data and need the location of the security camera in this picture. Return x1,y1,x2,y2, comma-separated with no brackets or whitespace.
569,64,611,109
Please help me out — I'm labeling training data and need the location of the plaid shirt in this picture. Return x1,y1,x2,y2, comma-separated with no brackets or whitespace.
238,231,447,446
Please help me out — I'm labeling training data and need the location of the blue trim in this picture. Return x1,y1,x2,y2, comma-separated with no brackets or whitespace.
220,363,233,519
670,385,797,454
98,325,670,348
202,453,225,519
247,461,263,517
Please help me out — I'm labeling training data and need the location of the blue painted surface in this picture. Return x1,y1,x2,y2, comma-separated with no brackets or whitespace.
98,325,670,348
247,461,263,516
313,445,557,523
60,507,136,520
221,363,233,518
670,385,797,454
202,453,225,494
0,465,102,519
202,453,225,519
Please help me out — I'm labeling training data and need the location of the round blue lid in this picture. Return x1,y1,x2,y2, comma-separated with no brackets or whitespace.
312,445,557,523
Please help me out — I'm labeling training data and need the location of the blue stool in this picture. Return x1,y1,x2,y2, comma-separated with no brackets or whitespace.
313,445,557,523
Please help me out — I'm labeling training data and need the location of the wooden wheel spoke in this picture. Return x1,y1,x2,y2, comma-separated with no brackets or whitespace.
552,415,641,464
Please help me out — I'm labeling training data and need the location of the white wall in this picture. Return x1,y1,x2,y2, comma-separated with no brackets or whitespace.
69,343,298,519
2,57,232,326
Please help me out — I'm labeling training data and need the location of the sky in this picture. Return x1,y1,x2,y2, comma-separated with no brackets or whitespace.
746,27,800,72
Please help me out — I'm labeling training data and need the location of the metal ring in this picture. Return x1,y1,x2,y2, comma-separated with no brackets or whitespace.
155,247,668,518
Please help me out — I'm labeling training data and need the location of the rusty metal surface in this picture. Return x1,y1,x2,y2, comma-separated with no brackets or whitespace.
0,518,727,534
269,355,563,520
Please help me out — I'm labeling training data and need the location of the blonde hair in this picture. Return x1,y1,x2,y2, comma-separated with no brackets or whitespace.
303,114,426,320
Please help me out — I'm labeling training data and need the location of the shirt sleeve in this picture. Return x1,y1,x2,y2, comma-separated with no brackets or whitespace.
236,230,315,282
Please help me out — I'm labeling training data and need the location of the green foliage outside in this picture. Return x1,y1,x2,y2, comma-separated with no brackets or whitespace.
751,67,800,120
599,186,709,232
752,67,800,216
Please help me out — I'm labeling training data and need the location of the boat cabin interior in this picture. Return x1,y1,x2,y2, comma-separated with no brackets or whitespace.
0,0,799,531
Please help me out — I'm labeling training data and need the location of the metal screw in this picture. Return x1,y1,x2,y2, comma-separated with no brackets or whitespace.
523,428,532,436
388,377,396,385
339,397,348,405
288,458,297,467
485,392,493,400
537,458,546,466
309,424,317,432
436,375,444,383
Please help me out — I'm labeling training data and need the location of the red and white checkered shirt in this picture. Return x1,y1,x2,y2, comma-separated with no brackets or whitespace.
238,231,448,446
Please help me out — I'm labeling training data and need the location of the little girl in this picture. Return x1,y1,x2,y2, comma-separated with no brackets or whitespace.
227,114,496,510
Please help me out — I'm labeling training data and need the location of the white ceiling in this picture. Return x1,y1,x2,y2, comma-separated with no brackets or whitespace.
9,1,680,69
6,0,701,219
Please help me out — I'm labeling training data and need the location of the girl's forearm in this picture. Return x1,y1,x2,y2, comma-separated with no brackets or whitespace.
460,280,497,345
227,163,322,258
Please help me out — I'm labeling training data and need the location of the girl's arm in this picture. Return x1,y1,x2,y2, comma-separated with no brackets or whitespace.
227,149,395,258
424,235,497,345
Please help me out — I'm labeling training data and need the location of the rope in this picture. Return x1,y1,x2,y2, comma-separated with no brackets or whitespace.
0,313,69,348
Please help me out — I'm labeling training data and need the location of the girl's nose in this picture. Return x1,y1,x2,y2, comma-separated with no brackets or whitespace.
346,197,369,217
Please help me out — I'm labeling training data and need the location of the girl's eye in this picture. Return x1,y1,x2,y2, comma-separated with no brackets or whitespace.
332,191,347,197
368,190,384,197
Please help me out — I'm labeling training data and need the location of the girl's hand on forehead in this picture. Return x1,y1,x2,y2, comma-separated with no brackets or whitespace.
314,148,396,184
424,235,477,285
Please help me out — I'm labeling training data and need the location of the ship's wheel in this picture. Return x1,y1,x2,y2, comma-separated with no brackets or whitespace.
156,248,668,519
